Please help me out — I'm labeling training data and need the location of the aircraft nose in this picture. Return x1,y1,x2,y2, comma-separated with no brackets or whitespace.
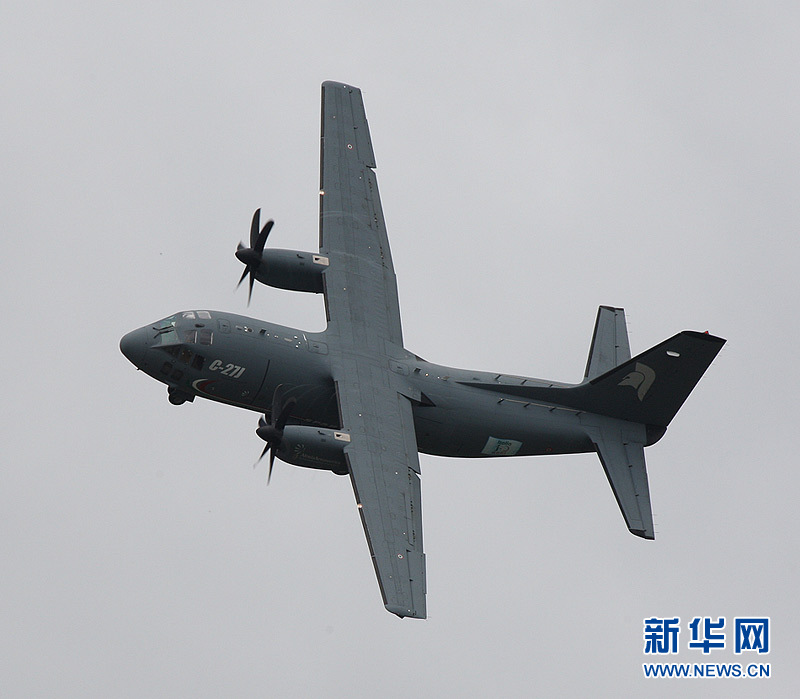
120,327,148,369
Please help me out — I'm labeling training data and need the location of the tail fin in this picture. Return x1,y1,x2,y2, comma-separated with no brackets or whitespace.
582,306,726,424
576,330,725,428
494,322,725,430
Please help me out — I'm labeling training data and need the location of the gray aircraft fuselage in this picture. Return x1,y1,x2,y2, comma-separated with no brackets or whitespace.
120,309,597,465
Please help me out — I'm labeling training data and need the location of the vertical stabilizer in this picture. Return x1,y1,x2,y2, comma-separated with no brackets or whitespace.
585,306,631,380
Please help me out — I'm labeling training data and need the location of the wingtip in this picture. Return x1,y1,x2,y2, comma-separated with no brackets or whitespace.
322,80,359,92
385,603,426,619
630,528,656,541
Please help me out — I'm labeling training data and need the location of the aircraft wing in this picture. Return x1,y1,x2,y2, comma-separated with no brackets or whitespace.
319,81,403,346
335,371,426,619
319,81,426,618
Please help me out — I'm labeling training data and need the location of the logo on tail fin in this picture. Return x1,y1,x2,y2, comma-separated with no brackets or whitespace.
618,362,656,401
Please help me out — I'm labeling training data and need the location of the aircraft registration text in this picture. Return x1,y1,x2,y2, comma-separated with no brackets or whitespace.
209,360,246,378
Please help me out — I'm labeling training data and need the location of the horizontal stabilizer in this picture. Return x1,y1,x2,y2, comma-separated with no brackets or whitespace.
585,421,654,539
585,306,631,380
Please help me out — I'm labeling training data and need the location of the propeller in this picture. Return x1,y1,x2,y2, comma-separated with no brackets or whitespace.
255,384,297,484
236,208,275,304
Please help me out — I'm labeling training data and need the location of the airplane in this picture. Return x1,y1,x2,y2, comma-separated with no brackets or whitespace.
120,81,725,619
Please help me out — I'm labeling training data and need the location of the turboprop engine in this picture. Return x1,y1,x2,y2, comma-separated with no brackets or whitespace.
270,425,350,475
236,209,327,301
254,385,349,482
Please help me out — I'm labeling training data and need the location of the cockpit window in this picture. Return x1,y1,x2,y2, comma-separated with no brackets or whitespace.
182,312,196,320
182,329,213,345
196,311,211,319
169,344,205,370
153,317,178,346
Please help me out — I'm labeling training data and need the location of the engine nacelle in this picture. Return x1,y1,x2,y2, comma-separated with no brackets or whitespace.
276,425,349,475
252,249,328,293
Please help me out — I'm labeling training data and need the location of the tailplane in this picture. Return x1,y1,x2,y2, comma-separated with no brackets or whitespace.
460,307,725,539
584,306,631,380
581,417,654,539
565,309,723,539
579,310,724,539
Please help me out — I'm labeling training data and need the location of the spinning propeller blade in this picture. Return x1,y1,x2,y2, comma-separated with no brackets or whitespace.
236,208,275,305
254,385,297,484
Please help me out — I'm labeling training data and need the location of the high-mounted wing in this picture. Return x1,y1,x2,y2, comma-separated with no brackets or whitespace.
336,371,426,618
319,81,403,346
319,81,426,618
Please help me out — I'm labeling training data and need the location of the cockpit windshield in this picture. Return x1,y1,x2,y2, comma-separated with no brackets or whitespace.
180,311,212,320
151,313,215,374
153,312,214,352
152,316,178,346
182,328,213,345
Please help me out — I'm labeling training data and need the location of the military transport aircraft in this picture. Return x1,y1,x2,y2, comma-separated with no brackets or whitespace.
120,81,725,619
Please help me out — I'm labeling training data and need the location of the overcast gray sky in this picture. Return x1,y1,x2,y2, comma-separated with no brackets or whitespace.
3,2,798,697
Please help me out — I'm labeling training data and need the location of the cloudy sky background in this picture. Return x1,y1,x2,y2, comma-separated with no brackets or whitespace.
3,2,798,696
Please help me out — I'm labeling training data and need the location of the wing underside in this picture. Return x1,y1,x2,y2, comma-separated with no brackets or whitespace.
319,81,403,346
340,375,426,618
319,81,426,618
